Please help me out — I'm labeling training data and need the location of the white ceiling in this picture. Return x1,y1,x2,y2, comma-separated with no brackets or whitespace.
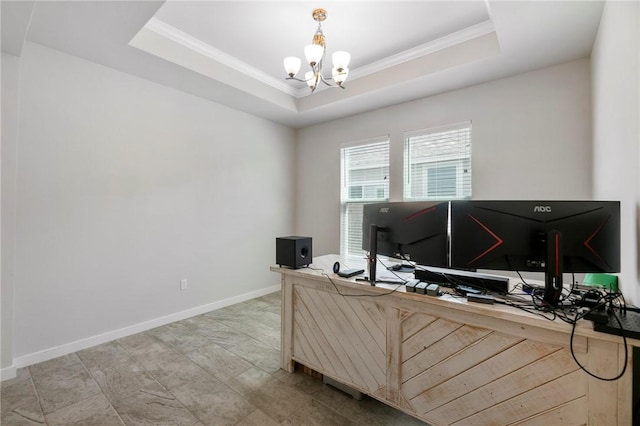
1,1,605,128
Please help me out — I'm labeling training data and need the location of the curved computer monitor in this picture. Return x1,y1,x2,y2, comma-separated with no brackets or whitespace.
450,200,621,304
362,201,449,267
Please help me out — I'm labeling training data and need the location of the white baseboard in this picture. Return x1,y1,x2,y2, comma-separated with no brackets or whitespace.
1,366,17,381
1,285,280,380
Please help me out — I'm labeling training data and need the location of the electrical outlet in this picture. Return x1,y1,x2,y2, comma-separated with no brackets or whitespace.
180,279,188,290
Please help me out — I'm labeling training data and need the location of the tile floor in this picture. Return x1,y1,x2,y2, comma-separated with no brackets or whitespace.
1,291,428,425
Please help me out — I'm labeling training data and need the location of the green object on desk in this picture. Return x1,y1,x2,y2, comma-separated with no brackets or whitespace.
582,273,618,292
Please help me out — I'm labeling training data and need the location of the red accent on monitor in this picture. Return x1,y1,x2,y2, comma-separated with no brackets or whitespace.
584,219,609,267
467,214,504,265
403,206,436,222
555,233,560,276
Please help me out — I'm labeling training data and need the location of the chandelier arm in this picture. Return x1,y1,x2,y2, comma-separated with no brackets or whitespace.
288,74,346,90
319,74,346,89
318,74,333,87
285,77,308,83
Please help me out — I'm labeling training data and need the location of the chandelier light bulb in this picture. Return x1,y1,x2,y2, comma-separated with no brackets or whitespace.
332,67,348,85
332,51,351,71
305,71,316,88
304,44,324,67
283,57,302,78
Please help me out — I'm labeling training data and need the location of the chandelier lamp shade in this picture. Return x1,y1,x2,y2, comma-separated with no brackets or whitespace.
283,8,351,92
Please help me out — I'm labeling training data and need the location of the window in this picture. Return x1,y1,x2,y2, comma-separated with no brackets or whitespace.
404,122,472,200
338,124,471,257
340,137,390,257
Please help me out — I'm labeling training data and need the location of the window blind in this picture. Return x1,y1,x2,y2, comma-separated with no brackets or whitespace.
340,138,390,258
403,122,472,200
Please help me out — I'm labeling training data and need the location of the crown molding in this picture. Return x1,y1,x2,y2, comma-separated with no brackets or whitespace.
145,17,298,97
348,19,496,82
142,17,495,100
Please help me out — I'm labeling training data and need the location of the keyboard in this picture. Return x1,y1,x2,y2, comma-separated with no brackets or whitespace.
594,309,640,340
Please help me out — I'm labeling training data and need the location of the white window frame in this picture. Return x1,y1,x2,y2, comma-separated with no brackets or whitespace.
340,136,390,258
403,121,472,201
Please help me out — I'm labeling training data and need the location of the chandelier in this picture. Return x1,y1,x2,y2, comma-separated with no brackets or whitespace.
283,8,351,93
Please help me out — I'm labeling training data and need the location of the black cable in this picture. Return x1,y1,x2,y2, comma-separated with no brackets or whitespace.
516,270,529,286
498,282,630,381
377,256,410,283
306,259,405,298
568,305,628,381
498,298,558,321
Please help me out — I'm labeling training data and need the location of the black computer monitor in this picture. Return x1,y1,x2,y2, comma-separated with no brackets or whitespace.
449,200,621,305
362,201,449,283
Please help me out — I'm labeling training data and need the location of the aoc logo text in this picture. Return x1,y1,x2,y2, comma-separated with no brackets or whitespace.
533,205,552,213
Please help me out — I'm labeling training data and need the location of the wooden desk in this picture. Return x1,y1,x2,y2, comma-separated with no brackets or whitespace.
271,255,636,426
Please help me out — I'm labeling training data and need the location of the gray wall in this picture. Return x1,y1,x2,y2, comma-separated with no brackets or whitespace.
1,52,21,371
296,59,593,257
592,0,640,306
8,42,295,364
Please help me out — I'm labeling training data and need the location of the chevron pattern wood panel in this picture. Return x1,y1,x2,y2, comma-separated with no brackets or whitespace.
275,261,633,426
292,285,387,395
400,312,588,426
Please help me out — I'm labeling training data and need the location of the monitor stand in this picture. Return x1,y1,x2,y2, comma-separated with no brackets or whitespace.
366,224,378,286
543,230,563,306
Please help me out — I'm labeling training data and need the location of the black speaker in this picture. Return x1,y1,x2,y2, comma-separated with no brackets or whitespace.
276,236,312,269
